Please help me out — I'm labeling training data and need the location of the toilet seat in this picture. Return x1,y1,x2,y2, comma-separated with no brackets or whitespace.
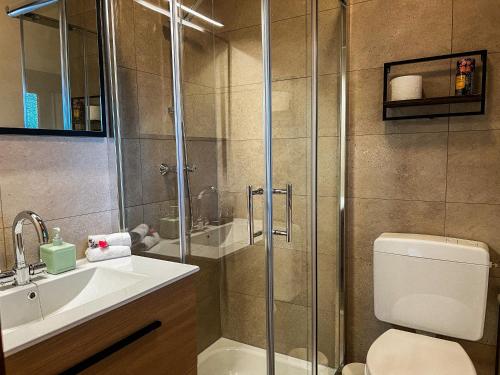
365,329,476,375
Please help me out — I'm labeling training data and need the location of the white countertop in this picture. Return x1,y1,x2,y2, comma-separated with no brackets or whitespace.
0,255,199,356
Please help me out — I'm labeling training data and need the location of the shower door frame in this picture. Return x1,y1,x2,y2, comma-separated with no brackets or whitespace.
100,0,348,373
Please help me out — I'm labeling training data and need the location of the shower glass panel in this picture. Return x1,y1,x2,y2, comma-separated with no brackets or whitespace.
110,0,344,373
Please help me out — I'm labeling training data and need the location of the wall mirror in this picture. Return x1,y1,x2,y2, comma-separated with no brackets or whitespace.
0,0,106,136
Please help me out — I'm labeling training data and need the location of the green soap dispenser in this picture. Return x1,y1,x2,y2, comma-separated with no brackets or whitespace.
40,227,76,274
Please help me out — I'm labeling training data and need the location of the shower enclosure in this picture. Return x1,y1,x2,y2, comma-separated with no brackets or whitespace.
101,0,346,373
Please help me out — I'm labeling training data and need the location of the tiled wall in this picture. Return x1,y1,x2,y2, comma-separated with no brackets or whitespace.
0,136,118,268
346,0,500,373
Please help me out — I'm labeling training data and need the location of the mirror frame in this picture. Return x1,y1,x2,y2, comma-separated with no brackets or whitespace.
0,0,107,138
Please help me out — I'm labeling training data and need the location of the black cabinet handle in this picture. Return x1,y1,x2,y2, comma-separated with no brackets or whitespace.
60,320,162,374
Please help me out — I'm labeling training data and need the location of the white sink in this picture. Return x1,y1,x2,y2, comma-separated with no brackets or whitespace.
0,285,43,331
37,267,147,316
0,255,199,356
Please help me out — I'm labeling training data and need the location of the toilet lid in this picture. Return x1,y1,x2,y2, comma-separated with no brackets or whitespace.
366,329,476,375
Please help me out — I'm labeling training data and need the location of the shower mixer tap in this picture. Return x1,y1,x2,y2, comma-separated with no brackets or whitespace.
159,163,197,176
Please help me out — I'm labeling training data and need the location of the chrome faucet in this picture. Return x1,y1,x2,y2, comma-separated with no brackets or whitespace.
193,186,218,231
0,211,49,286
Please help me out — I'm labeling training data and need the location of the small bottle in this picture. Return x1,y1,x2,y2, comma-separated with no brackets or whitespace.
40,228,77,274
455,58,475,96
160,205,180,239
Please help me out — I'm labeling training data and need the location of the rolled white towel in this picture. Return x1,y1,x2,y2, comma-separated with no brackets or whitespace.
85,245,131,262
88,232,132,249
142,232,161,250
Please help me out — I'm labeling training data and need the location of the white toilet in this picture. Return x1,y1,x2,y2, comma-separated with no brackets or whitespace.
364,233,490,375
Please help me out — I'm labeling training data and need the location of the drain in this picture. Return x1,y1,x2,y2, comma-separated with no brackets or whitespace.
27,291,37,300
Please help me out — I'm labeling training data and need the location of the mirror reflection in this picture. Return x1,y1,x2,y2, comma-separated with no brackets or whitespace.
0,0,104,134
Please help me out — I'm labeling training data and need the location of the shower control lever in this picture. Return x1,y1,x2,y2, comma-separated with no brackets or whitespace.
246,184,293,245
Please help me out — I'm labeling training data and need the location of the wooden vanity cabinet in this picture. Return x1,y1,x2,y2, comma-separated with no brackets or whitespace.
5,275,197,375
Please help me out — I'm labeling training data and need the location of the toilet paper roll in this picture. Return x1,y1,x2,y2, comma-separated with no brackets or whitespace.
390,75,423,101
89,105,101,121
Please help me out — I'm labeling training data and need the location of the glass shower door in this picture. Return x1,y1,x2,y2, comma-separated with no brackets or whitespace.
109,0,344,373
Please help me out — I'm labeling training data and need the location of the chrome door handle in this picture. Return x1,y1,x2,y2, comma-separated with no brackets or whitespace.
272,184,292,242
247,186,263,245
247,184,292,245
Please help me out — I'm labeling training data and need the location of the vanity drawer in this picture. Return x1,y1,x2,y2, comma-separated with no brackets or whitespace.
5,275,197,375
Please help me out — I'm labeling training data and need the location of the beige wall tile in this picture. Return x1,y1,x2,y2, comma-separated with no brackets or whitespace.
0,186,4,229
271,16,307,81
0,136,112,224
219,78,307,141
182,28,215,88
115,0,136,69
222,84,262,140
221,139,264,193
349,0,452,71
117,67,140,138
273,138,308,196
4,210,114,267
133,1,169,75
318,196,338,256
307,253,337,312
317,308,336,366
222,245,308,306
348,133,448,201
445,202,500,278
307,75,341,137
273,79,308,139
307,0,341,12
307,8,341,76
221,290,267,348
450,53,500,131
197,294,222,353
184,86,217,139
122,139,143,207
348,67,449,135
213,0,261,32
221,17,306,86
0,230,6,271
447,130,500,205
186,140,218,195
140,138,178,203
214,0,306,33
318,136,339,197
452,0,500,54
274,301,308,356
318,74,339,137
220,26,262,87
137,71,173,138
347,198,445,261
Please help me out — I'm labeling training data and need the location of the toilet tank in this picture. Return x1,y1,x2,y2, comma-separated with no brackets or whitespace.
373,233,490,341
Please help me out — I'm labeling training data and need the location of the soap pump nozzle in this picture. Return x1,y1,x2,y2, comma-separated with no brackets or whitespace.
52,227,63,246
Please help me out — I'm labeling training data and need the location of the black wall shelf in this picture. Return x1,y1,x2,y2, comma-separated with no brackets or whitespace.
383,50,487,121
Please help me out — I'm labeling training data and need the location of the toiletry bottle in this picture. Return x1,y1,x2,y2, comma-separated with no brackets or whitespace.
455,58,475,96
40,228,77,274
160,205,180,239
